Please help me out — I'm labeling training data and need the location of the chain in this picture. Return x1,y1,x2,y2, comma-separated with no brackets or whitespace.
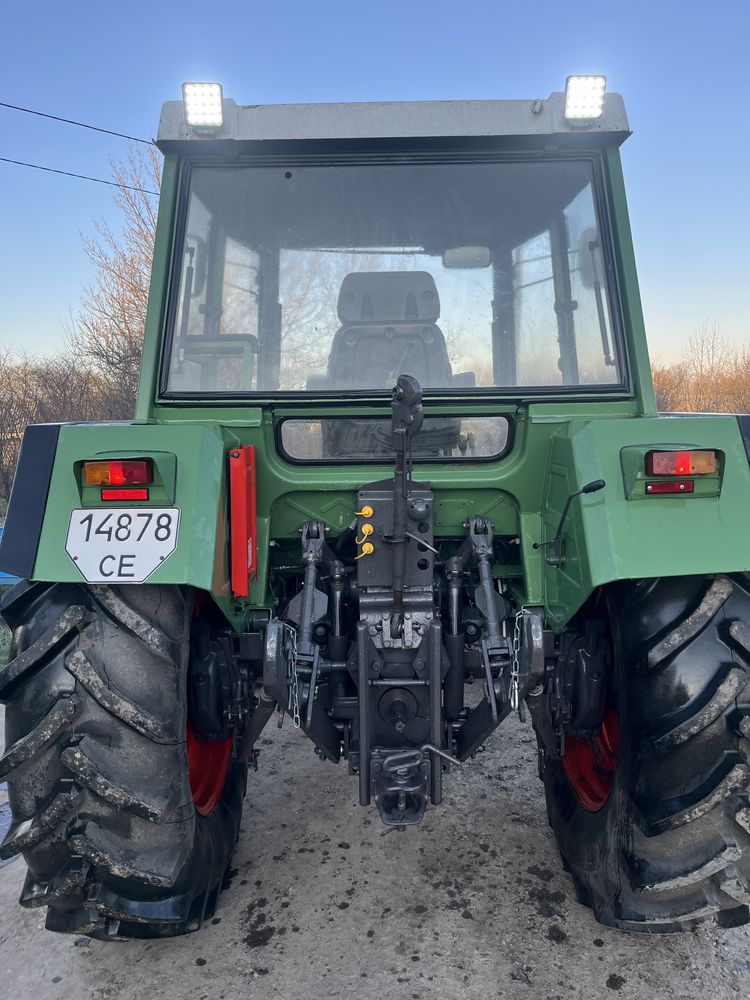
511,608,525,711
284,623,301,729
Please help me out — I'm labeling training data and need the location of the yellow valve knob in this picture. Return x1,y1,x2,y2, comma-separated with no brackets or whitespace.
355,506,374,518
355,542,375,560
355,522,375,544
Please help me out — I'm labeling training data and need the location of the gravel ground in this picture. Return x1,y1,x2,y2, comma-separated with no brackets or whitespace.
2,705,750,999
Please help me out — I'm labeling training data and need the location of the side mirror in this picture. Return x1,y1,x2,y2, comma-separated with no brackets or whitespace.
442,246,491,269
578,228,604,290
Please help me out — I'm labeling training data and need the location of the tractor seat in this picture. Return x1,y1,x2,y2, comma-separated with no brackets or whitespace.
312,272,469,459
320,271,454,390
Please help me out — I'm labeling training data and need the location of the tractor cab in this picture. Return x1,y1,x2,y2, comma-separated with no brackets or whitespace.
157,101,628,408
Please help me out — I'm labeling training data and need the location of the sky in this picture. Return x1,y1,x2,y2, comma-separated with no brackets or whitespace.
1,0,748,364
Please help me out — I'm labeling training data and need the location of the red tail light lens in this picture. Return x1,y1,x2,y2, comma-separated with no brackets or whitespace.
84,459,153,486
645,450,716,476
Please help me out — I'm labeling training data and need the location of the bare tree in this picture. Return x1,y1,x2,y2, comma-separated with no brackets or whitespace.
651,322,750,414
69,145,160,417
0,148,161,501
681,321,733,412
729,346,750,413
0,351,113,501
652,359,689,412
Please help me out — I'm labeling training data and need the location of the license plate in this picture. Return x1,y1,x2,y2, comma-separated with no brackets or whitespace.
65,508,180,583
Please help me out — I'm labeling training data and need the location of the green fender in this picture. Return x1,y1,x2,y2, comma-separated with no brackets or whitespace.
542,414,750,626
33,421,231,596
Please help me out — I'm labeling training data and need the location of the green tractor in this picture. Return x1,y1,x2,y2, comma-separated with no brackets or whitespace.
2,76,750,938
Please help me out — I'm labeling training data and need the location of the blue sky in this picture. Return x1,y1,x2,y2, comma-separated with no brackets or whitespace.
1,0,748,363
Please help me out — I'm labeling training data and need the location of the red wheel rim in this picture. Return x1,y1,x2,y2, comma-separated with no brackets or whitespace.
186,724,232,816
562,707,619,812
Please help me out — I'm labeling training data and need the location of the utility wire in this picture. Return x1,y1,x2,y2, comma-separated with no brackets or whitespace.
0,101,153,145
0,157,159,196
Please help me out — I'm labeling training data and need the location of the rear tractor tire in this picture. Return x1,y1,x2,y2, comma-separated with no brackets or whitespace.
542,574,750,932
0,582,246,938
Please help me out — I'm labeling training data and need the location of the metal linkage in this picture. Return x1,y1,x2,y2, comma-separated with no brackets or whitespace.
444,553,468,722
511,609,524,712
429,618,443,805
287,521,348,726
466,516,510,720
297,521,326,659
357,620,371,806
285,623,300,729
388,375,424,638
261,521,345,761
449,515,545,761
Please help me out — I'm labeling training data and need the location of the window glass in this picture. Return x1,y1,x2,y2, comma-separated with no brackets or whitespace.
164,160,621,395
280,416,510,461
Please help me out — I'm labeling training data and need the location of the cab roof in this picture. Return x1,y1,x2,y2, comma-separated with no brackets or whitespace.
156,93,630,153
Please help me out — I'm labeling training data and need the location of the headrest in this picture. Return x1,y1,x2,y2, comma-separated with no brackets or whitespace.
337,271,440,324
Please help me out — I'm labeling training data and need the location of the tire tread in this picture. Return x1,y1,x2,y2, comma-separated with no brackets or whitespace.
1,582,246,938
542,573,750,932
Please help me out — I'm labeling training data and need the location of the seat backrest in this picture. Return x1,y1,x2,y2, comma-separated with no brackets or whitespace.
325,271,453,389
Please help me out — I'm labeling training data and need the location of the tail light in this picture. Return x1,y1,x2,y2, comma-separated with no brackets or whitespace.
645,450,716,476
84,459,154,486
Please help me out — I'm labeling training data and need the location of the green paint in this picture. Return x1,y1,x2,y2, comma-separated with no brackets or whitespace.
603,147,657,417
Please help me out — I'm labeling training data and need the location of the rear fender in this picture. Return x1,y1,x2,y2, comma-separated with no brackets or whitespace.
2,422,230,597
541,414,750,626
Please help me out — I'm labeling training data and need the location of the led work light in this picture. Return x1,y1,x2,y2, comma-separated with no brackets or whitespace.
564,76,607,121
182,82,224,127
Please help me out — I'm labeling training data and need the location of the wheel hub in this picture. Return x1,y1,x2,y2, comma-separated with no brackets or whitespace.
186,724,232,816
562,707,619,812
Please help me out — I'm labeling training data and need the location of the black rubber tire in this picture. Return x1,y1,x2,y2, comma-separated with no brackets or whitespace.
543,574,750,932
0,581,246,939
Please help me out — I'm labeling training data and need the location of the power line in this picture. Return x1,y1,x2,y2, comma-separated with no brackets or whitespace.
0,101,154,145
0,157,159,196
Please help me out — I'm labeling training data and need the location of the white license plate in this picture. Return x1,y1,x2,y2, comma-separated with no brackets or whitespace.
65,508,180,583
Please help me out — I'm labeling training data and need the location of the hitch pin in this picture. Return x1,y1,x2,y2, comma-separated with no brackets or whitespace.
421,743,462,766
405,531,438,554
